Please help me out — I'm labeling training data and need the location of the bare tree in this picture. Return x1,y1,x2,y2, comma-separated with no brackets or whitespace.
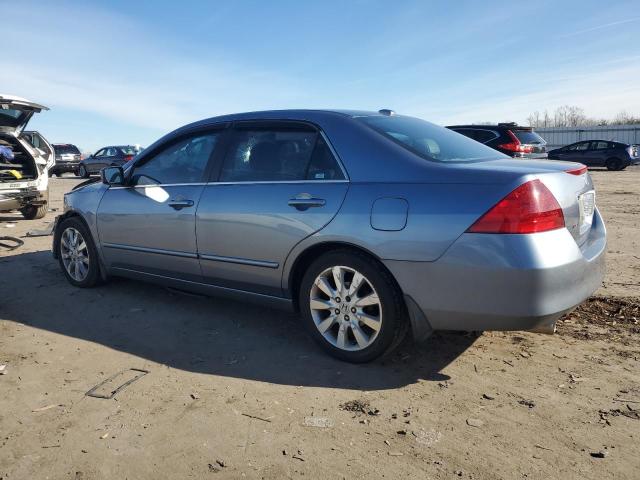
528,106,640,127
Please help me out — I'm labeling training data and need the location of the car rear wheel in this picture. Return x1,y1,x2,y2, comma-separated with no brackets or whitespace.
299,250,407,362
78,165,89,178
606,157,623,171
20,189,48,220
56,217,101,287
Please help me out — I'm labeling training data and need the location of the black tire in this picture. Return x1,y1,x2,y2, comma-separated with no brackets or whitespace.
55,216,102,288
298,249,407,363
606,157,623,171
20,189,49,220
78,164,89,178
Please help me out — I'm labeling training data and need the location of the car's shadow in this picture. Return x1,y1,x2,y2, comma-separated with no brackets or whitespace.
1,250,477,390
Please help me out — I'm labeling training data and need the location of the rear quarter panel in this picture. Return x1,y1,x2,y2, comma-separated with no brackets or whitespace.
282,180,517,290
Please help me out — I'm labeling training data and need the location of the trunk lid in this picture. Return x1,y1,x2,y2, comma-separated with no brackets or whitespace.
0,95,49,135
446,158,596,246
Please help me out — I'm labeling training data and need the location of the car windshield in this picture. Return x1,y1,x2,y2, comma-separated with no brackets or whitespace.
358,115,504,162
54,145,80,154
512,130,545,144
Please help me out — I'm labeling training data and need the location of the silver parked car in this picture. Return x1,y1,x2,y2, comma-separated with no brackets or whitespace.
53,110,606,362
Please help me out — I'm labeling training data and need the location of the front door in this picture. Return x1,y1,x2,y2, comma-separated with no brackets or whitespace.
196,122,349,296
97,130,223,281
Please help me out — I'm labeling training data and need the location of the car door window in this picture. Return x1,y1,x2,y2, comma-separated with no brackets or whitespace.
131,132,220,186
94,149,106,157
105,147,118,157
569,142,590,151
219,126,344,182
594,141,610,150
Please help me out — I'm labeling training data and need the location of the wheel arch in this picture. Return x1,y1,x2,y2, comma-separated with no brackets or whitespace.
52,211,92,259
53,210,109,281
286,241,402,311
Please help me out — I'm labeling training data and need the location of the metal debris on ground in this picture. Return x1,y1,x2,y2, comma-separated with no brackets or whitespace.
85,368,149,399
0,364,6,375
26,223,55,237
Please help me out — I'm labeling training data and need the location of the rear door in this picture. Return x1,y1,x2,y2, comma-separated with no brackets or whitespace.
97,128,224,281
589,141,613,166
196,121,349,296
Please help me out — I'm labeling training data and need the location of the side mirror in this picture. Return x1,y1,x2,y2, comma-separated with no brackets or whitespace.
101,166,125,185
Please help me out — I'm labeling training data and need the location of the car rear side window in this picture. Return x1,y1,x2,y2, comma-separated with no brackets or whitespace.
594,141,610,150
474,129,498,143
131,132,220,185
361,116,503,162
219,126,345,182
512,130,545,144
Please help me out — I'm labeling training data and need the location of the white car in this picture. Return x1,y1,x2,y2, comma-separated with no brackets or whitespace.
0,94,54,219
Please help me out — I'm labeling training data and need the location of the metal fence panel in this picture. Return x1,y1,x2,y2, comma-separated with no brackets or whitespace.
535,125,640,149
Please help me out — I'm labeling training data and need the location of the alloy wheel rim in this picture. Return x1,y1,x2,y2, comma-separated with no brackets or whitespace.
309,265,382,351
60,227,90,282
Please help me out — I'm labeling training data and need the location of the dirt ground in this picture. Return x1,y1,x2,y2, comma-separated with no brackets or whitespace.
1,167,639,480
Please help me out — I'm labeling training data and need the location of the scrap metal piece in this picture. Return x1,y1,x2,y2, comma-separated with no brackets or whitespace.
85,368,149,399
26,222,55,237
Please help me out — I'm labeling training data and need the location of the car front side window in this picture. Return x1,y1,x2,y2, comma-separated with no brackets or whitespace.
131,132,220,186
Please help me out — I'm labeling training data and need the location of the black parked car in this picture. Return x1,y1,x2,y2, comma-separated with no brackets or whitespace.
78,145,142,178
50,143,81,176
547,140,639,171
446,123,547,159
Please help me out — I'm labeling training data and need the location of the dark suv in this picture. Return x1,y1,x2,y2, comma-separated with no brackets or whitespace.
50,143,82,176
548,140,639,171
446,123,547,159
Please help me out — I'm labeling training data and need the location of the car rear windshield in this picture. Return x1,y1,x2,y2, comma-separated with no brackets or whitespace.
118,146,139,155
0,108,23,127
54,145,80,154
512,130,545,145
358,115,504,162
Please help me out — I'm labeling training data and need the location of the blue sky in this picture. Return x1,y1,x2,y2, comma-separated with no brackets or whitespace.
2,0,639,152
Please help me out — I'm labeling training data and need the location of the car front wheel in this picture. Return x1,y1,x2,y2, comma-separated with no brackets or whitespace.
78,165,89,178
299,250,407,362
56,217,102,287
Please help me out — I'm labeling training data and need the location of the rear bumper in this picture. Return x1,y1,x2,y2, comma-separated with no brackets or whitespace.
51,162,79,173
385,208,606,334
0,187,46,211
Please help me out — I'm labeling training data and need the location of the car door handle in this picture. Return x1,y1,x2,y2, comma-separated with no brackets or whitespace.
168,199,195,210
288,196,326,211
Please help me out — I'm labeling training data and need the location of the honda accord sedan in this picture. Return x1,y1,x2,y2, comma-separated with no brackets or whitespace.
52,110,606,362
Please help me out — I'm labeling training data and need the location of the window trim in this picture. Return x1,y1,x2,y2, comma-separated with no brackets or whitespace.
209,120,349,184
125,126,229,187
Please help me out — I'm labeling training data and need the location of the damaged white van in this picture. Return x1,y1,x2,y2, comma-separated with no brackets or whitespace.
0,95,54,219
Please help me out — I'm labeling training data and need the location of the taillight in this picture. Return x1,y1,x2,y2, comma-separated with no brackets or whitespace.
498,130,533,154
467,179,564,234
123,154,134,161
565,165,587,175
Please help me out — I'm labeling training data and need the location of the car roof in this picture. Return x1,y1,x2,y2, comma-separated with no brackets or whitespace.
446,124,533,130
185,109,388,128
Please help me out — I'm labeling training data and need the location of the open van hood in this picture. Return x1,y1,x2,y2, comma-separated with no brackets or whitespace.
0,94,49,135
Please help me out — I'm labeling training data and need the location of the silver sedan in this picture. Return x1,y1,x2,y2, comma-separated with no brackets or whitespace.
53,110,606,362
